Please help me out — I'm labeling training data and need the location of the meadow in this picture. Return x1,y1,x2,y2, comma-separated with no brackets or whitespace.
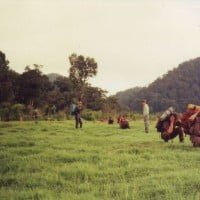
0,120,199,200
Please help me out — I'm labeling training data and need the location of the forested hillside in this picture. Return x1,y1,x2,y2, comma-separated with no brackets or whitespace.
116,57,200,112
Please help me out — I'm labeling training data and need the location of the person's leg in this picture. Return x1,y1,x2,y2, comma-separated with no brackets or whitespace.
178,128,184,142
161,132,169,142
79,116,83,128
144,115,149,133
75,115,79,128
120,123,124,129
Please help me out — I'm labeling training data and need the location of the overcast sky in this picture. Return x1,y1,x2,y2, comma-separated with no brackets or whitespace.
1,0,200,94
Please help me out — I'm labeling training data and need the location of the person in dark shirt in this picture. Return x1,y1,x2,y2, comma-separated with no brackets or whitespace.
108,116,114,124
74,101,83,128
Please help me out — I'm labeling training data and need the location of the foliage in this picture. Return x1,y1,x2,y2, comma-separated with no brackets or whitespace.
17,65,52,107
0,121,199,200
0,50,117,119
84,86,107,111
0,103,11,121
10,104,25,120
0,51,19,104
81,109,96,121
55,111,67,121
69,53,98,98
103,96,121,115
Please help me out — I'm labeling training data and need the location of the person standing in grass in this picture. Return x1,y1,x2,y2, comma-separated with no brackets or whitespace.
141,99,149,133
74,100,83,129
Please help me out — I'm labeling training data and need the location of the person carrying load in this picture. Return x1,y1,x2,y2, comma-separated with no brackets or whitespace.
156,107,184,143
181,104,200,147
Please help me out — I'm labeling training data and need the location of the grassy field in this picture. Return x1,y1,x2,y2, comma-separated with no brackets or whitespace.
0,120,199,200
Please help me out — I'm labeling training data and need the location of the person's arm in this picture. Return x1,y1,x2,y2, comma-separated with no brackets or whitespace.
166,115,175,134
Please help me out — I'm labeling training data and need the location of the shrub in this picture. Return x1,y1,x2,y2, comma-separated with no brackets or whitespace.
11,104,25,121
93,110,103,120
0,103,11,121
81,109,95,121
55,111,66,121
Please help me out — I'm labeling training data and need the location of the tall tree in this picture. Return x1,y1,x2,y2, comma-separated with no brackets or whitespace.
18,65,52,107
0,51,19,104
69,54,98,98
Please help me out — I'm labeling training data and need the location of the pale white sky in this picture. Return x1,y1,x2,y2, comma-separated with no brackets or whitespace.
1,0,200,94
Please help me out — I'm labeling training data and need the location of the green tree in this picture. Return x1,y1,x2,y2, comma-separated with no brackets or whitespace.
0,51,19,104
84,86,107,111
18,65,52,107
69,54,98,98
103,96,121,113
47,76,74,110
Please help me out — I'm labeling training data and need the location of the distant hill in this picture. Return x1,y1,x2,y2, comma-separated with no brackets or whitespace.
47,73,63,82
116,87,142,110
115,57,200,112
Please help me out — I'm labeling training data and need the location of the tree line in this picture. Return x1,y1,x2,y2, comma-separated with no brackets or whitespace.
0,51,119,121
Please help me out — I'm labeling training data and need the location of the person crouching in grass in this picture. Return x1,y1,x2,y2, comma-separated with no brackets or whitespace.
118,115,130,129
108,116,114,124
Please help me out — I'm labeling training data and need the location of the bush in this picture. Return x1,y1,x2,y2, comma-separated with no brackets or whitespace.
11,104,25,120
93,110,103,120
0,108,10,121
55,111,66,121
0,103,11,121
81,110,104,121
81,109,95,121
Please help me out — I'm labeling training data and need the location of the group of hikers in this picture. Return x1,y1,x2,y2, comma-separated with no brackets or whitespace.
70,99,150,131
71,98,200,147
70,99,149,130
156,104,200,147
108,99,149,131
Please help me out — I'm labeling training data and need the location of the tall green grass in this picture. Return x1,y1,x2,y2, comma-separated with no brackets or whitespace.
0,120,199,200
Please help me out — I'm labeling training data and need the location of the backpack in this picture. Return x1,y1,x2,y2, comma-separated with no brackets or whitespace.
70,104,76,115
156,119,166,132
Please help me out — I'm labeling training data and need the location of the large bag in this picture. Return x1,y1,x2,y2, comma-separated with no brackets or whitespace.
70,104,76,115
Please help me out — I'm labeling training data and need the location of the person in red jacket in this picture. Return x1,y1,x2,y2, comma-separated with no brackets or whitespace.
119,115,130,129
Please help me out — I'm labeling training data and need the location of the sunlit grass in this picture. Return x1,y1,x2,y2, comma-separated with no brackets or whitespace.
0,120,199,200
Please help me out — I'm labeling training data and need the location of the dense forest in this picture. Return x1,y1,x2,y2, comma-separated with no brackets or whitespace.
0,51,119,121
116,57,200,112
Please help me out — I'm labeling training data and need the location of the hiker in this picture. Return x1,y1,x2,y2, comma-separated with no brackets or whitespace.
141,99,149,133
156,110,184,143
108,116,114,124
119,115,130,129
117,115,121,124
73,100,83,129
181,104,200,147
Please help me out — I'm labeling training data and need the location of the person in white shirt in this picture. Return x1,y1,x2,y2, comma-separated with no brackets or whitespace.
141,99,149,133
